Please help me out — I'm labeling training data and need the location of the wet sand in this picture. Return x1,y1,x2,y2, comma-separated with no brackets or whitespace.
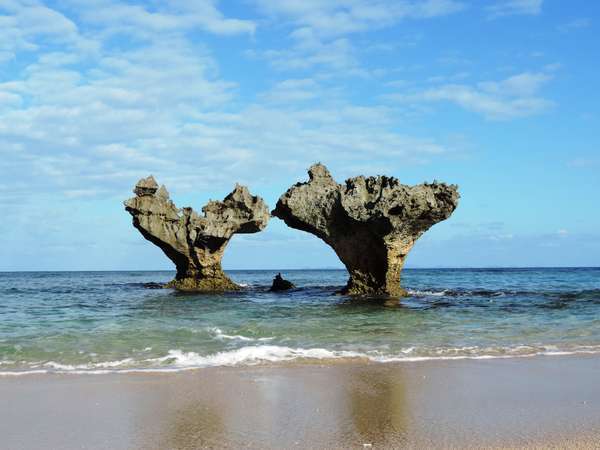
1,355,600,449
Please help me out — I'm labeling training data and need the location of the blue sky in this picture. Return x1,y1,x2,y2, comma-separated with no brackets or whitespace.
1,0,599,271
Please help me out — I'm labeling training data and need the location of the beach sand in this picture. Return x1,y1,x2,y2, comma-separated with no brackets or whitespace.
1,355,600,449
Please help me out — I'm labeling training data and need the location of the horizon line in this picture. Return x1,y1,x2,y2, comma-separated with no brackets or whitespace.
1,266,599,273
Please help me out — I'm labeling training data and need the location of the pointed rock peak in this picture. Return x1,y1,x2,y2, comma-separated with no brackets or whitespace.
134,175,159,196
225,183,251,203
308,163,333,182
138,175,158,188
233,183,249,195
156,184,170,200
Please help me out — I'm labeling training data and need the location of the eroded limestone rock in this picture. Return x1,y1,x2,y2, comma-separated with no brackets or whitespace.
269,273,295,292
125,176,269,291
272,164,459,296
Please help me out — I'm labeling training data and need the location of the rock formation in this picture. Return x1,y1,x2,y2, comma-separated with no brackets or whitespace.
272,164,459,297
125,176,269,291
269,273,295,292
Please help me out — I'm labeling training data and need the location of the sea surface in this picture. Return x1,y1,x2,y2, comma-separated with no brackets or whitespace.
1,268,599,374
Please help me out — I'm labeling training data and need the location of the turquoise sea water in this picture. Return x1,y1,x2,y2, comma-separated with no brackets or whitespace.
1,268,600,374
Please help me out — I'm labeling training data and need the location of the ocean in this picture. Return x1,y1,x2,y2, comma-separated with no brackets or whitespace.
1,268,599,375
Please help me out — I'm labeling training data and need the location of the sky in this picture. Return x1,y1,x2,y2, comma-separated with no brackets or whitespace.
1,0,599,271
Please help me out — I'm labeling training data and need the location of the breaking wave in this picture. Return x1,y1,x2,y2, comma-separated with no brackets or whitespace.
2,344,600,376
207,327,274,342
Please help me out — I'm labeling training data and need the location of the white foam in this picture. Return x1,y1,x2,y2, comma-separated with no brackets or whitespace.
407,289,447,297
2,344,600,376
0,369,49,376
40,358,135,371
158,346,366,367
208,327,274,342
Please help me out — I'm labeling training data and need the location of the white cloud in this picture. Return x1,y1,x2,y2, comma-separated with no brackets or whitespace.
0,91,22,108
251,0,465,75
0,1,254,201
487,0,543,18
254,0,464,37
426,72,470,84
478,72,551,97
0,1,454,205
259,78,321,103
0,1,83,61
259,27,362,73
567,157,599,169
543,62,562,73
391,71,554,120
3,0,261,67
488,233,514,241
67,0,256,36
4,2,78,36
557,18,591,33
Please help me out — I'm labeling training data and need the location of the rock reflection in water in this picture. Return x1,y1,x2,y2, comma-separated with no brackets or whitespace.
151,366,409,449
347,367,409,447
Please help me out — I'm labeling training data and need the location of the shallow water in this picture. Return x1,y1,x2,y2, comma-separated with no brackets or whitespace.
1,268,599,374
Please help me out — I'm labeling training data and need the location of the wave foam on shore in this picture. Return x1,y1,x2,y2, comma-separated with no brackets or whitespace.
2,343,600,376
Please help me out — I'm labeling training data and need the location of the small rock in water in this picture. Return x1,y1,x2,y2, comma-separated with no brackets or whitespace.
143,282,164,289
269,273,295,291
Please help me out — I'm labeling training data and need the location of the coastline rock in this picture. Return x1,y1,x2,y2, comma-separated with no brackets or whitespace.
272,164,459,297
125,176,269,291
269,273,295,291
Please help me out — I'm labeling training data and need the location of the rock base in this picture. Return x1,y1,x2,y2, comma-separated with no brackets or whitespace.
165,276,241,292
341,278,408,297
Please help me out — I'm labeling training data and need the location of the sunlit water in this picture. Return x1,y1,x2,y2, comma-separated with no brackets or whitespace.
1,268,599,374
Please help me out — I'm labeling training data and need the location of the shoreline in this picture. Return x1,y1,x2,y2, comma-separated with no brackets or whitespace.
3,345,600,376
2,351,600,377
2,355,599,449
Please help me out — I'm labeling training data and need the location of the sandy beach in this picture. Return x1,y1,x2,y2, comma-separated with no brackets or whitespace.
1,355,599,449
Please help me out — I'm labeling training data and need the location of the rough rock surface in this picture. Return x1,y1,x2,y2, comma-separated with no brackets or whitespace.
272,164,459,297
125,176,269,291
269,273,296,292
